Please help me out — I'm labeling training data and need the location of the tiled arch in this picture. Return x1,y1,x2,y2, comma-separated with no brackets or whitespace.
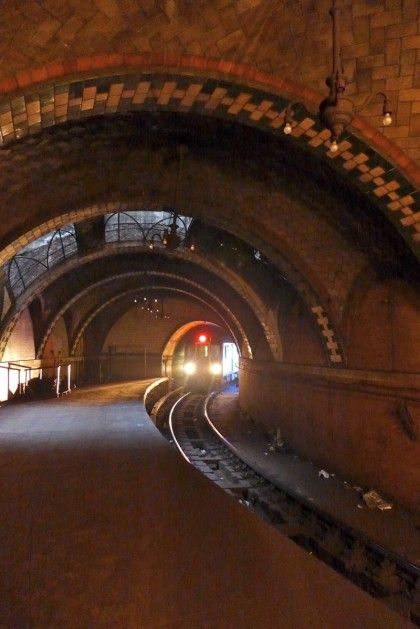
35,271,250,360
0,215,345,365
2,243,277,362
69,286,239,358
0,55,418,257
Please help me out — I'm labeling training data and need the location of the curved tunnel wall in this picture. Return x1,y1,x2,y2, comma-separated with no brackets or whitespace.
0,307,35,402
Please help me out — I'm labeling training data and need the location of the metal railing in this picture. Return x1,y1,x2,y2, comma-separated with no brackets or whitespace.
0,356,85,402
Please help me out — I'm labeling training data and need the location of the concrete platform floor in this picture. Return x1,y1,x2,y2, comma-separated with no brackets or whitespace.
0,381,407,628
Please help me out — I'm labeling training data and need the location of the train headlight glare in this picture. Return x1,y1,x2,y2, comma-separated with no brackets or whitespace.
183,362,196,375
210,363,222,375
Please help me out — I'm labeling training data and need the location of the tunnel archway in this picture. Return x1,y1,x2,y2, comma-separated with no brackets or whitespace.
1,239,283,363
70,286,245,358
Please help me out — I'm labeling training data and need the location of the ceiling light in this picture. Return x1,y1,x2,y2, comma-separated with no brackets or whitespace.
282,1,392,145
283,121,292,135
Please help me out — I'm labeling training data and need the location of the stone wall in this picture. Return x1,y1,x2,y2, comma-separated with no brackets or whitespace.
240,359,420,511
42,316,69,361
0,307,35,401
2,307,35,363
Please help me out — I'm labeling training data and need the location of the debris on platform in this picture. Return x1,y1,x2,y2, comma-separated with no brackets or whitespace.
318,469,330,479
362,490,393,511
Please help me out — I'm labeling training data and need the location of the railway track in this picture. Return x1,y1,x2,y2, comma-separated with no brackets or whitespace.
154,390,420,625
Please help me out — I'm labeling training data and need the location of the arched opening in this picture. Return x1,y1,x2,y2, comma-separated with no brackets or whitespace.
162,320,239,382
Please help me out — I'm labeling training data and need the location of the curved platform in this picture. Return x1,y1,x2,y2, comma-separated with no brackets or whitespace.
0,381,408,627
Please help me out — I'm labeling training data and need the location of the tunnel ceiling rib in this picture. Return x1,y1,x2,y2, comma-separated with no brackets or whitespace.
2,245,280,361
30,269,254,359
69,284,248,358
2,200,346,331
1,228,347,366
0,55,418,186
0,110,417,315
0,201,347,368
0,63,418,259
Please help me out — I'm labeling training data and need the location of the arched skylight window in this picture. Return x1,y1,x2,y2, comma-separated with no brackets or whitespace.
7,226,77,297
105,211,192,245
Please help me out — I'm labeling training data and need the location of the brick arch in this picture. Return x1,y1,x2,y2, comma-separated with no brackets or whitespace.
68,282,248,358
2,242,281,362
0,203,345,366
28,269,255,359
0,55,418,185
0,56,417,257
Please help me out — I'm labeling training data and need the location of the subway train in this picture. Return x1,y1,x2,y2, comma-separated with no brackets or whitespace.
181,331,239,392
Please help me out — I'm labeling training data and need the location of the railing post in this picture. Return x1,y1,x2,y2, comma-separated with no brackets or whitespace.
56,364,61,397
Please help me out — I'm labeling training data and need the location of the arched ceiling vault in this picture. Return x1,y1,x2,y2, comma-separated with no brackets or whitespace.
0,2,418,171
31,264,267,361
0,63,418,258
2,243,282,359
1,229,348,365
0,110,416,328
69,286,238,357
0,44,417,374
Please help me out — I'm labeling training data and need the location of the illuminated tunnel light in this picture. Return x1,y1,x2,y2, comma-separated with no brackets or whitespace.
210,363,222,375
198,334,207,343
183,362,196,375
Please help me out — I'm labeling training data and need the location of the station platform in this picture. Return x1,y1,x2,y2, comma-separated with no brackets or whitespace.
207,393,420,566
0,381,408,628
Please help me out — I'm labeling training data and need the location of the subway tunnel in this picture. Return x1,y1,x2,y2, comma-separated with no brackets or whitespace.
0,1,419,627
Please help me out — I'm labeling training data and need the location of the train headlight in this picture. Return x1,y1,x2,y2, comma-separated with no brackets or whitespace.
210,363,222,375
183,362,196,375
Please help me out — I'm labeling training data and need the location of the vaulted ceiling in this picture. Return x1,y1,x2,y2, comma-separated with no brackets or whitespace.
0,0,418,162
0,0,418,369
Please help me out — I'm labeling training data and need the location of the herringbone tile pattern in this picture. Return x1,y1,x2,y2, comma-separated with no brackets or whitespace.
0,0,419,158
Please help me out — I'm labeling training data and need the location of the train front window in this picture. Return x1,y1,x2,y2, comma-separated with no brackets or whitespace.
196,345,208,359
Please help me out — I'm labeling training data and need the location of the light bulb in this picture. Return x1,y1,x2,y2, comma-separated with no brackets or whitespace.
283,121,292,135
149,243,153,250
383,111,392,126
330,140,338,153
190,244,195,251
